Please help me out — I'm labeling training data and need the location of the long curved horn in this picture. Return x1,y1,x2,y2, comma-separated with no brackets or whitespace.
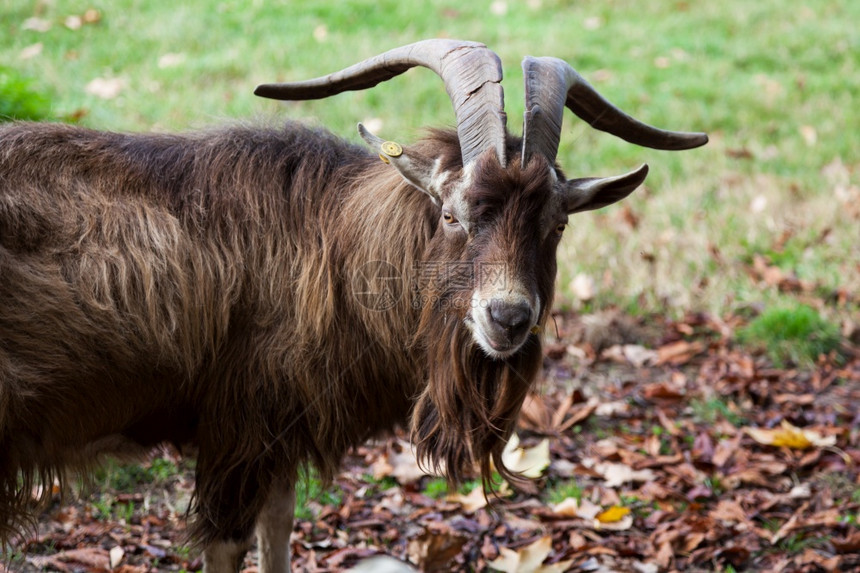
256,39,508,167
521,56,708,168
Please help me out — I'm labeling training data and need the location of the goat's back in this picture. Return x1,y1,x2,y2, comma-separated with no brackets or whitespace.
0,121,429,540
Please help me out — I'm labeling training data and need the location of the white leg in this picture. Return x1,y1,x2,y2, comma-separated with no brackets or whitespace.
256,483,296,573
202,538,252,573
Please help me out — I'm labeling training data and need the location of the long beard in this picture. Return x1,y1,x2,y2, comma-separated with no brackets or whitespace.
410,304,542,488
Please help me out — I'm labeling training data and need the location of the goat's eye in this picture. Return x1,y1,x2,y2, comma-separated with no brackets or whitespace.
442,211,458,225
555,223,566,236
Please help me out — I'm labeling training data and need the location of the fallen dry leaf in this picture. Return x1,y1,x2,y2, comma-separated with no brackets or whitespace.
709,499,749,524
519,394,552,433
596,505,630,523
573,498,603,521
21,17,52,32
83,9,102,24
622,344,659,368
158,53,186,68
85,77,127,99
447,481,512,512
642,381,686,401
347,555,417,572
570,273,595,301
800,125,817,146
488,546,526,573
313,24,328,42
65,15,83,30
594,505,634,531
556,397,599,432
744,420,837,450
832,531,860,553
656,340,704,365
371,440,428,484
501,434,550,479
591,461,656,488
550,497,580,518
406,528,467,571
19,42,43,60
109,545,125,568
50,547,110,569
771,502,809,544
487,535,573,573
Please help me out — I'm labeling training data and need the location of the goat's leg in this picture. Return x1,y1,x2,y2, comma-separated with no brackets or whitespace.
255,481,296,573
194,432,271,573
202,538,253,573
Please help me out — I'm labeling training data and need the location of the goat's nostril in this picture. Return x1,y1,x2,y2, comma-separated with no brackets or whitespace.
488,300,531,332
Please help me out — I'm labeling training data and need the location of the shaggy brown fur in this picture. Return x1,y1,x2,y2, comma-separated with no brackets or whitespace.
0,121,557,547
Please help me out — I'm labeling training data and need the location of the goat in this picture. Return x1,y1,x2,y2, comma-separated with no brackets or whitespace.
0,39,706,571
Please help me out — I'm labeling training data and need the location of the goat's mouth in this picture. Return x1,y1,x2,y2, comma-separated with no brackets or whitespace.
469,325,528,359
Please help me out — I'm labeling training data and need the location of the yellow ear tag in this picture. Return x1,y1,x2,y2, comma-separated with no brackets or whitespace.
378,153,390,164
381,141,403,157
530,325,542,335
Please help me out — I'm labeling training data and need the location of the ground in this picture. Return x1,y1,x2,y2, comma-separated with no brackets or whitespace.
3,310,859,572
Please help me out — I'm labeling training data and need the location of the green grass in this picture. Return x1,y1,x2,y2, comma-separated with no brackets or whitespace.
423,477,450,499
545,479,584,505
689,397,745,427
737,303,842,367
294,470,343,521
81,456,186,525
89,497,135,523
92,456,182,491
2,0,858,323
363,474,400,491
0,66,51,121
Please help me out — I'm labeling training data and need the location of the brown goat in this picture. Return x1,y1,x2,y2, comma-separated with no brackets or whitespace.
0,40,706,571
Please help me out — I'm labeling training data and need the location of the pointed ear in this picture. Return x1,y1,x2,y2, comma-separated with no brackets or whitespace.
563,164,649,213
358,123,441,203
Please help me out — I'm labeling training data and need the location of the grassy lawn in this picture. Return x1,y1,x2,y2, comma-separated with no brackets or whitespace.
2,1,858,317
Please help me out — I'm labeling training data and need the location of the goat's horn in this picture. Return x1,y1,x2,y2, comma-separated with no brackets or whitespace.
256,39,508,167
521,56,708,168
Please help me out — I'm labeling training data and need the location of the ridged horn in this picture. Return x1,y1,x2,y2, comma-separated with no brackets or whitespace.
521,56,708,168
255,39,508,167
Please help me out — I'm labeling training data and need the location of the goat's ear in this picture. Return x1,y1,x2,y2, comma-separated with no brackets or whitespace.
562,164,649,214
358,124,441,204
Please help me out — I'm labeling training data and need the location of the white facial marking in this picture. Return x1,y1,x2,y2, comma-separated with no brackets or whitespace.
467,288,541,360
467,291,515,359
450,161,561,359
444,162,475,233
428,157,449,196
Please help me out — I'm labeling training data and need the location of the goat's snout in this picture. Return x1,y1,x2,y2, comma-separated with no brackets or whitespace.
488,299,531,337
469,295,536,359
